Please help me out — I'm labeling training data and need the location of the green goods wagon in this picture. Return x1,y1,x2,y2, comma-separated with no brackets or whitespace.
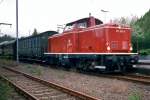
18,31,58,61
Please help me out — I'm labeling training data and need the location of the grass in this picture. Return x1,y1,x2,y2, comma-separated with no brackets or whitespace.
0,59,43,76
27,65,43,76
0,59,18,67
0,79,11,100
108,80,129,93
27,64,66,79
128,91,142,100
57,73,66,79
26,64,65,78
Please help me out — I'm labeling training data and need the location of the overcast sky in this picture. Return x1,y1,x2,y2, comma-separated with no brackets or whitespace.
0,0,150,37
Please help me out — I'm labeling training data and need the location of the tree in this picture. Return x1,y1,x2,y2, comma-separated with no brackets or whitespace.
134,9,150,50
0,34,15,43
113,16,138,26
32,28,38,36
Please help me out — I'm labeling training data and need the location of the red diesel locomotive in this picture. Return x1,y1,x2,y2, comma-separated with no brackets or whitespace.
45,16,138,72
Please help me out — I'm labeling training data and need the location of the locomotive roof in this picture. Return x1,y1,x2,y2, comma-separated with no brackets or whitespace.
66,17,103,26
19,31,57,40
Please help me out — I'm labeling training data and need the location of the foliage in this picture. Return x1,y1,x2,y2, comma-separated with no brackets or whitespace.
133,9,150,51
139,49,150,55
136,9,150,34
0,79,11,100
32,28,38,36
0,59,18,67
0,34,15,43
128,91,141,100
113,16,138,26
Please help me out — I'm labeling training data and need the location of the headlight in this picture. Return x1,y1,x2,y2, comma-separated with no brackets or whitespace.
107,46,110,51
130,46,133,51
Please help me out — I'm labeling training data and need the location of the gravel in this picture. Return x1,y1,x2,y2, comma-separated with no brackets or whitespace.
1,61,150,100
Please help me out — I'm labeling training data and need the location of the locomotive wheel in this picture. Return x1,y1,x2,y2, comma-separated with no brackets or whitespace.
126,65,136,72
121,66,126,73
76,60,92,72
76,62,84,72
76,61,87,72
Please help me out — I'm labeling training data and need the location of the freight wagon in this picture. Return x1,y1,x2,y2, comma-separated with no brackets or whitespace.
18,31,57,61
0,40,16,59
0,31,57,61
0,42,4,56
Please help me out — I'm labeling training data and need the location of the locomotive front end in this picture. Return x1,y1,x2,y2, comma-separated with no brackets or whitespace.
93,24,138,72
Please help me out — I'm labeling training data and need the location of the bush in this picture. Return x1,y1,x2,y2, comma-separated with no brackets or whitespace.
0,79,11,100
128,91,141,100
139,49,150,55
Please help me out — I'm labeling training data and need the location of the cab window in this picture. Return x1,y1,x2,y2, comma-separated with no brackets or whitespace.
64,24,74,31
77,22,87,28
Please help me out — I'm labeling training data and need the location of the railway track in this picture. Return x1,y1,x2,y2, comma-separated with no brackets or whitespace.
136,61,150,66
0,76,27,100
0,67,100,100
103,73,150,85
76,67,150,85
137,62,150,65
74,68,150,85
0,63,149,100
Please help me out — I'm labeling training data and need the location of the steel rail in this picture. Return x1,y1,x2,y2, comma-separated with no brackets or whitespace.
0,75,38,100
137,62,150,65
101,74,150,85
126,74,150,79
3,67,100,100
81,71,150,85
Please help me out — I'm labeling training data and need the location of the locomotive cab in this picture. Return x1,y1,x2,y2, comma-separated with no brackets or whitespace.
63,16,103,32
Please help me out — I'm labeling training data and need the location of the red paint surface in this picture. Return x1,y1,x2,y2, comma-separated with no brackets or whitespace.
48,17,131,53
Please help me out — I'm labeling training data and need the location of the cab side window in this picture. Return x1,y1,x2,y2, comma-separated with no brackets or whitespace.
77,22,87,28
